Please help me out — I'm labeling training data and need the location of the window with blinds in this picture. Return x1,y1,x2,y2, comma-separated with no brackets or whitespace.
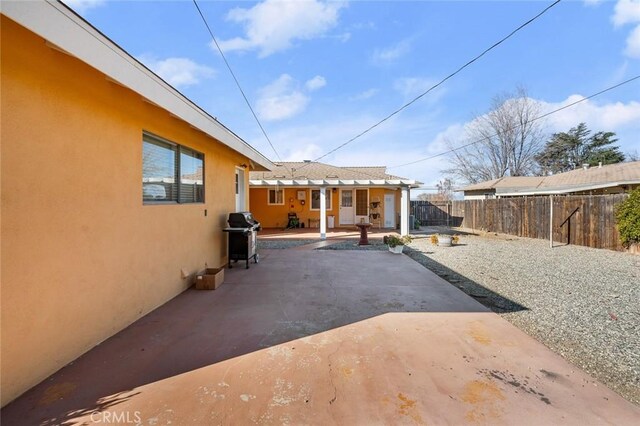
142,132,204,204
311,189,332,210
268,189,284,205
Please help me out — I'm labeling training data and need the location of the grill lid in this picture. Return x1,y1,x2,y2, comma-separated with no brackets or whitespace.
228,212,260,228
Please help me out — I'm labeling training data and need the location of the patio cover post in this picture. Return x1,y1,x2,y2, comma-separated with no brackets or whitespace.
320,186,327,240
401,186,409,236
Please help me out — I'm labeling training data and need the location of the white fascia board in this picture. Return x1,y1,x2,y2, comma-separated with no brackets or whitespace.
248,179,421,188
2,1,274,171
497,180,640,196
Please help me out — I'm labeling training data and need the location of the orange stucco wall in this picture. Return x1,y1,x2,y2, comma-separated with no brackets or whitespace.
249,187,402,228
0,16,251,406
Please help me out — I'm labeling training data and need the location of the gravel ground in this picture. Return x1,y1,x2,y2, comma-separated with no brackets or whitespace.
404,231,640,405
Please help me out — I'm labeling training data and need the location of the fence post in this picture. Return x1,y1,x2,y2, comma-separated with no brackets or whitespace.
549,195,553,249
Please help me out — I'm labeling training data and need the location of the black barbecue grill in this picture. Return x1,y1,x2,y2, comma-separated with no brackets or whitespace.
223,212,261,269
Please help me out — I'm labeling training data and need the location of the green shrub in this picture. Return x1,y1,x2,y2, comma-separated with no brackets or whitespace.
385,235,413,248
616,188,640,247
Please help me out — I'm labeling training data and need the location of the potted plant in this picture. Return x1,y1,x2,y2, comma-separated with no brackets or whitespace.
385,235,412,254
430,234,459,247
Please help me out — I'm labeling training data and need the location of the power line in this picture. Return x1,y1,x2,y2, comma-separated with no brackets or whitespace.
388,75,640,169
296,0,563,173
192,0,289,173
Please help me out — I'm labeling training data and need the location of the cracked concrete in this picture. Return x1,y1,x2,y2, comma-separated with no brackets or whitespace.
2,249,638,425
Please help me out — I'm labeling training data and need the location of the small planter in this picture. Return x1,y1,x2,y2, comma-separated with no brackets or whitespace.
438,235,453,247
385,234,412,254
389,245,404,254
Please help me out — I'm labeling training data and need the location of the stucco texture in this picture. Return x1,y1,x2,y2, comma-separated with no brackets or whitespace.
249,187,402,229
1,16,251,406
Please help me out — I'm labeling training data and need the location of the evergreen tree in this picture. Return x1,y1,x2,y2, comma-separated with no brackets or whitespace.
535,123,625,174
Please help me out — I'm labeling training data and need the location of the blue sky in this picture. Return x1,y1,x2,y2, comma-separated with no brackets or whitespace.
65,0,640,193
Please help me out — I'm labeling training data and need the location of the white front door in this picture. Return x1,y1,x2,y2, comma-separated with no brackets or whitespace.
235,169,245,212
339,189,354,225
384,193,395,228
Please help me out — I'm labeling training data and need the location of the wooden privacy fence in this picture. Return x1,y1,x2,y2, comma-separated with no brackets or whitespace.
411,201,460,226
411,195,628,251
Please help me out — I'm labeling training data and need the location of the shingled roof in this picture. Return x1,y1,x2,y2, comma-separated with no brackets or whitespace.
459,161,640,195
250,162,408,181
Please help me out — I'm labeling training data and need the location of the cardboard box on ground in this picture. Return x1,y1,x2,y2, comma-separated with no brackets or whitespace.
195,268,224,290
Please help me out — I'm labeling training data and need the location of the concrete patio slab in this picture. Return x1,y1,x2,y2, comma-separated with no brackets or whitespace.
66,313,640,425
2,250,638,425
259,228,396,240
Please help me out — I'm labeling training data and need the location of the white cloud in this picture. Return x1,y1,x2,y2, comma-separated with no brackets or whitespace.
612,0,640,27
541,95,640,131
393,77,446,104
305,75,327,91
283,144,324,162
256,74,309,121
610,0,640,58
334,33,352,43
62,0,106,13
624,25,640,57
372,39,412,64
349,88,379,101
139,56,215,88
218,0,346,57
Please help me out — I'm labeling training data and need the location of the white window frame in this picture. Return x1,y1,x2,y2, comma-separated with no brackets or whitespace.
267,188,284,205
310,188,332,211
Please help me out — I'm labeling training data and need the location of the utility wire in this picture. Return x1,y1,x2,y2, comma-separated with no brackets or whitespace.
295,0,563,173
388,75,640,169
192,0,289,174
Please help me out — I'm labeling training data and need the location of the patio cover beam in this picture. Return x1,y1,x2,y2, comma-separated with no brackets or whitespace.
401,187,409,236
249,179,419,188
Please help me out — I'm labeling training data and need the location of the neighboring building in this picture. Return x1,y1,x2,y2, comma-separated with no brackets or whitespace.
1,1,272,406
249,162,421,237
459,161,640,200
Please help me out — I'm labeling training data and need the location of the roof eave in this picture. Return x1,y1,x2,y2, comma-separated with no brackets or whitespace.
496,180,640,196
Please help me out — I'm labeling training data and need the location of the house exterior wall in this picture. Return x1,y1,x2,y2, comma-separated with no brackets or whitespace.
463,190,496,200
249,187,402,228
249,187,338,228
0,17,250,406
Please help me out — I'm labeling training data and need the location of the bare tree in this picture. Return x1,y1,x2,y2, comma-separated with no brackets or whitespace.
445,87,545,183
416,179,455,201
436,178,454,200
